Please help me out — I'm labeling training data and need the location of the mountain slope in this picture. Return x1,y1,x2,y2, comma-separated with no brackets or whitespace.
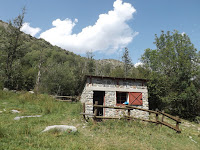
0,20,127,95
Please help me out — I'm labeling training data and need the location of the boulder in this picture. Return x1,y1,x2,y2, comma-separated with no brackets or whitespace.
3,88,9,91
42,125,77,133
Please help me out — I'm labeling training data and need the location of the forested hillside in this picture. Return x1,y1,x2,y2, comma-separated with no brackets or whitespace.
0,19,84,96
0,19,143,96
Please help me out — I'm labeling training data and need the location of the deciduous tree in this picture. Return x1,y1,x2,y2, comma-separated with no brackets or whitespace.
1,8,26,89
141,30,200,119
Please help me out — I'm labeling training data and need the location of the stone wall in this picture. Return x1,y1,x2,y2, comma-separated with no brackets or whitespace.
80,77,149,119
104,91,116,117
81,85,93,115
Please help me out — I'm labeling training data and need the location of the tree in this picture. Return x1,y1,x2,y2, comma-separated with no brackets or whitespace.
33,41,48,94
86,51,96,75
110,66,124,77
40,62,76,96
1,8,26,89
141,30,200,119
103,63,112,76
130,65,147,79
122,47,132,77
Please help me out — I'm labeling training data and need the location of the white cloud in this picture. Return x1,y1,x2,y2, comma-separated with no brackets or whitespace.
134,62,143,68
40,0,138,54
20,22,41,37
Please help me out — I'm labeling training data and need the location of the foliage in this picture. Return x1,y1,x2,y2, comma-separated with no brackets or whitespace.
0,8,26,90
40,62,76,96
141,30,200,119
110,66,124,77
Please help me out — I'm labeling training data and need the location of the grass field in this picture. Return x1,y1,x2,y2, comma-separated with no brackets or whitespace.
0,90,199,150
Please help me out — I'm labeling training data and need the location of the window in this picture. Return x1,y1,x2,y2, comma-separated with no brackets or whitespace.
129,92,143,106
116,92,127,104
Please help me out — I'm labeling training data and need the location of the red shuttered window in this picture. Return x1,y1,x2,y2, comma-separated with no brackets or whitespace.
129,92,143,106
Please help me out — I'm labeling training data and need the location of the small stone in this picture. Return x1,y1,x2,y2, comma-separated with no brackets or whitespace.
29,91,34,94
3,88,9,91
11,110,20,113
14,115,42,120
42,125,77,133
189,136,197,143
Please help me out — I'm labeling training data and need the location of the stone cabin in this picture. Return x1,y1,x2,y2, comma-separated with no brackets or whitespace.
80,75,149,119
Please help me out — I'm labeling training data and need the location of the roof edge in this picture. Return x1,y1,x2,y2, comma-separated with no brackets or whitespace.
85,75,148,82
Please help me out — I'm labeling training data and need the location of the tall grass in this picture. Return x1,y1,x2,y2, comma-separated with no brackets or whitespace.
0,90,199,150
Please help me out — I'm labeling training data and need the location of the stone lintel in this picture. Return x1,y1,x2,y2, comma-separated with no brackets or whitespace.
86,87,147,93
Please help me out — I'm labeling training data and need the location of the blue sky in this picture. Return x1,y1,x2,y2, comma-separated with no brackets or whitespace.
0,0,200,64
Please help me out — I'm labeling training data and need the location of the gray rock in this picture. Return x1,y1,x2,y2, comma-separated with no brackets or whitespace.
14,115,42,120
42,125,77,133
29,91,34,94
3,88,9,91
11,110,20,113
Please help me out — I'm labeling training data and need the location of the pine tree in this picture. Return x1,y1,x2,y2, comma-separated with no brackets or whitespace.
122,47,132,77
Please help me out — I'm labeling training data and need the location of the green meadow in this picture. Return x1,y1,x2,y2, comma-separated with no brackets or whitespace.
0,91,199,150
